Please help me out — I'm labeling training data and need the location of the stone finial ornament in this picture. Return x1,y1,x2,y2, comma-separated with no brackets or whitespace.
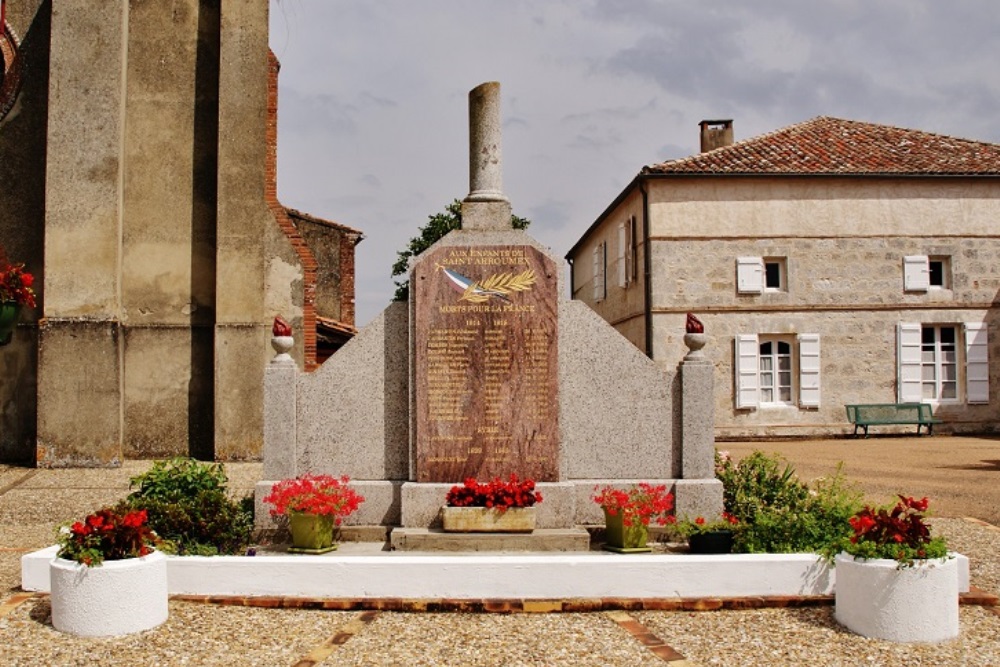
271,315,294,364
272,315,292,337
685,312,704,334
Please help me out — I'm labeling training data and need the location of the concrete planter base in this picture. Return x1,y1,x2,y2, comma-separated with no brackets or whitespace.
441,507,536,533
834,553,959,643
50,550,168,637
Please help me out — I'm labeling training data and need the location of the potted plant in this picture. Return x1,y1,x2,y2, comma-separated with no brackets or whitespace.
592,483,674,553
0,262,35,344
676,513,740,554
263,474,365,553
442,474,542,532
828,495,956,643
50,506,167,637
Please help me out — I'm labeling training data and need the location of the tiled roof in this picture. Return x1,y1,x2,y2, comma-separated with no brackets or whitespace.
286,207,364,237
644,117,1000,176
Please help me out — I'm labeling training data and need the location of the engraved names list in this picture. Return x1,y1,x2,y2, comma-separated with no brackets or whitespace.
414,244,558,482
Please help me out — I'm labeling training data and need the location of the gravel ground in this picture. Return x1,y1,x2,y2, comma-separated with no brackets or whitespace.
2,446,999,666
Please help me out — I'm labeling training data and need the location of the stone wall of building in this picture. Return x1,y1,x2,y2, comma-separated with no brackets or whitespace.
0,0,326,465
0,0,47,462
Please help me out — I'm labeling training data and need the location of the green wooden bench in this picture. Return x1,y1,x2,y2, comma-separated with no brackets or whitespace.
845,403,942,437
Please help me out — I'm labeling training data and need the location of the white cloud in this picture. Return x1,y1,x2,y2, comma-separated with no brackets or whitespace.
270,0,1000,326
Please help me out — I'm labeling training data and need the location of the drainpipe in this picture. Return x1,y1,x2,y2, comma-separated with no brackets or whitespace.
566,257,574,302
641,178,653,359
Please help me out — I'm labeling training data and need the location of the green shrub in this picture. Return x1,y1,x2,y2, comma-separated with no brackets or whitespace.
121,457,253,556
716,451,863,554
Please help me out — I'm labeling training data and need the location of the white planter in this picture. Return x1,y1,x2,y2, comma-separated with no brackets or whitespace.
50,550,169,637
834,553,958,643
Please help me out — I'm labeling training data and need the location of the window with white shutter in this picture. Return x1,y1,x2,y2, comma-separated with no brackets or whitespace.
735,334,760,409
965,322,989,404
798,334,821,408
617,223,627,288
592,242,606,302
737,257,764,294
897,322,923,402
903,256,930,291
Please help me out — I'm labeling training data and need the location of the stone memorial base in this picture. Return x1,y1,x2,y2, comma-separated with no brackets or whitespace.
390,527,591,552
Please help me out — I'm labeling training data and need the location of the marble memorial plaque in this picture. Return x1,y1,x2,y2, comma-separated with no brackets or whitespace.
414,245,558,482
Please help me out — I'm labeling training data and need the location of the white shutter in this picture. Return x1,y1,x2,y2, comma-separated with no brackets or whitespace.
903,255,930,291
735,334,760,409
897,323,922,402
798,334,821,408
592,243,606,302
965,322,989,404
617,223,627,287
625,216,635,284
737,257,764,294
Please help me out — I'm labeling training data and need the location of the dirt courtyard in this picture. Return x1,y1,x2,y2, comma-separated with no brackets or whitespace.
721,434,1000,525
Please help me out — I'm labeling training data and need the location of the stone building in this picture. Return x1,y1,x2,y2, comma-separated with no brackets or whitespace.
567,117,1000,438
0,1,359,465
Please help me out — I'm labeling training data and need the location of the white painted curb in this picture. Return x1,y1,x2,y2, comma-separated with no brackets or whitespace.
23,546,969,602
49,550,169,637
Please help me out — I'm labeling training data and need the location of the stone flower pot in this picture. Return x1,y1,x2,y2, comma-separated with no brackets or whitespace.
441,506,536,533
834,553,959,643
50,550,169,637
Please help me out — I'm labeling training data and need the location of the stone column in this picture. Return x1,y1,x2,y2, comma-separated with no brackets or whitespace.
680,332,714,479
461,81,511,231
263,335,297,481
674,331,724,520
37,0,129,466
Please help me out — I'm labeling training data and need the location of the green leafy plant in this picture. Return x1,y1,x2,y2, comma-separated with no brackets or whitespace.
824,495,949,567
122,457,253,556
675,512,740,538
715,450,863,554
391,199,531,301
57,507,159,566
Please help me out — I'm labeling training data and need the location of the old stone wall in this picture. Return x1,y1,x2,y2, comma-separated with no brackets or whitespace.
0,0,47,462
1,0,317,465
646,232,1000,437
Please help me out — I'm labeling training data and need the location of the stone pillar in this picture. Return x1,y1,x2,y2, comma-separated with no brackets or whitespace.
680,332,714,479
674,331,724,520
214,0,272,459
461,81,511,231
263,335,297,481
37,0,129,466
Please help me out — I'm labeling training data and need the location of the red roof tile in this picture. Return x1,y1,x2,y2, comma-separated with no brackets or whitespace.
644,117,1000,176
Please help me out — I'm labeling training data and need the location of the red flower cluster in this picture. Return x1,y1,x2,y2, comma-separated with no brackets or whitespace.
0,263,36,308
849,495,932,549
263,474,365,524
57,507,158,566
592,483,675,527
445,474,542,510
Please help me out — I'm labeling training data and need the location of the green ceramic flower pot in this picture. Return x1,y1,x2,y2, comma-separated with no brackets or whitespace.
0,302,20,345
287,512,337,554
602,508,651,553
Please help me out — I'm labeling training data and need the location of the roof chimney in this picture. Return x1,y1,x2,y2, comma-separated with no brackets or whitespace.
699,119,734,153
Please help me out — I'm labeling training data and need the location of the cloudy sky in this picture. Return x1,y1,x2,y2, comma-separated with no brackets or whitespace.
269,0,1000,327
